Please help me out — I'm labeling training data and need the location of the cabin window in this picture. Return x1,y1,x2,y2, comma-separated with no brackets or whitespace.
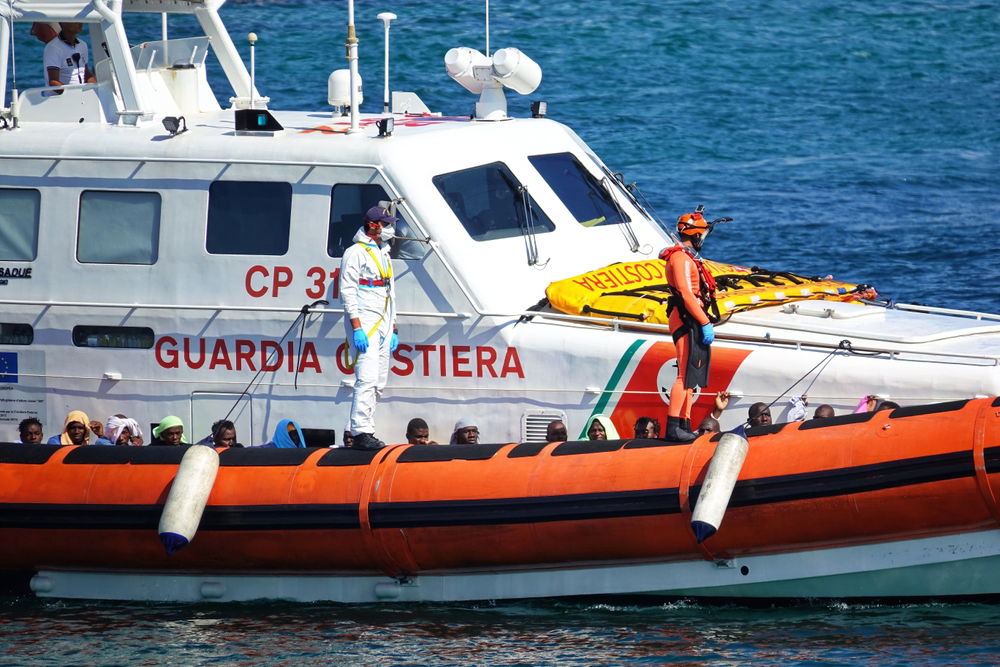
0,189,40,261
77,191,161,264
528,153,629,227
327,184,425,260
71,326,154,349
207,181,291,255
433,162,555,241
0,324,33,346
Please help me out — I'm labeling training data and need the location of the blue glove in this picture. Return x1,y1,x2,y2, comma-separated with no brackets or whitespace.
390,332,399,353
701,322,715,345
352,328,369,353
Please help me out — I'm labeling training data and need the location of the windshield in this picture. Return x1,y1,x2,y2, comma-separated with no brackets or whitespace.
433,162,555,241
528,152,629,227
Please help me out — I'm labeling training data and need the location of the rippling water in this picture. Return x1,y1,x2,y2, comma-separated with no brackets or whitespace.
3,0,999,661
4,596,1000,665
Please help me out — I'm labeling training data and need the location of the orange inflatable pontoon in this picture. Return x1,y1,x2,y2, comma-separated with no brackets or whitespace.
3,397,1000,602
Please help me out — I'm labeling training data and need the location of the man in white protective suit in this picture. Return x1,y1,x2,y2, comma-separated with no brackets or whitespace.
340,205,399,450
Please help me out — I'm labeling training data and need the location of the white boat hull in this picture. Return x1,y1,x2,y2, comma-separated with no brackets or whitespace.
29,530,1000,603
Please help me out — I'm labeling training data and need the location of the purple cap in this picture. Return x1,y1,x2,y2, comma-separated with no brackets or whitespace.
364,206,398,225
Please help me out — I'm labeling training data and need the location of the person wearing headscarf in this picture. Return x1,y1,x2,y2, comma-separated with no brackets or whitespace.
47,410,111,445
450,417,479,444
151,416,187,446
586,415,619,440
124,417,143,445
257,419,305,448
105,414,143,446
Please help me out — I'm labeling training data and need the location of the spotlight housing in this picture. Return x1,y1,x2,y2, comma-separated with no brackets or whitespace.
161,116,187,136
377,117,394,137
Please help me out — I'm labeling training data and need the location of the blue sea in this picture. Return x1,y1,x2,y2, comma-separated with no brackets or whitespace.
3,0,1000,663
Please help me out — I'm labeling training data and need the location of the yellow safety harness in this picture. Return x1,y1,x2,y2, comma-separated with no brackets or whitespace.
342,242,394,371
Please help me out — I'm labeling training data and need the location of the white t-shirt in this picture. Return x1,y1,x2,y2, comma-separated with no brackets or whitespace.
43,35,89,85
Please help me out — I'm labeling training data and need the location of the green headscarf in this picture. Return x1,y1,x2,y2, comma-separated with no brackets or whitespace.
586,414,620,440
153,415,188,443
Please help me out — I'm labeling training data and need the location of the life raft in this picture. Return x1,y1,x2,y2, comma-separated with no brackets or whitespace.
545,257,877,326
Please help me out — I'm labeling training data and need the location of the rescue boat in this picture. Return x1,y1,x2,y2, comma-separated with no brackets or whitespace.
4,396,1000,602
1,0,999,602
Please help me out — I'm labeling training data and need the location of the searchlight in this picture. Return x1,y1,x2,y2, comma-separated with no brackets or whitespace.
444,46,542,120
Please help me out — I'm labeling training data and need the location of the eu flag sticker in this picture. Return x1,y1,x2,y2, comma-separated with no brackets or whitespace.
0,352,18,383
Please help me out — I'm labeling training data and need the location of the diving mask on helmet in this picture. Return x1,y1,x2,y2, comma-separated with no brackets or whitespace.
677,212,709,251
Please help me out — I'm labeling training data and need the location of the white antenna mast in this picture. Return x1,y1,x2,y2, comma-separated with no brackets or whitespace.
346,0,360,133
247,32,257,110
377,12,396,114
485,0,490,56
161,13,168,68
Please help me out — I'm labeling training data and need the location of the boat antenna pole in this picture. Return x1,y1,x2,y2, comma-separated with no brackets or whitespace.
161,12,168,67
248,32,257,110
346,0,360,133
377,12,396,114
485,0,490,56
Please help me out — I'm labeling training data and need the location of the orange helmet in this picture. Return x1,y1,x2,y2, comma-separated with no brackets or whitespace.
676,212,709,238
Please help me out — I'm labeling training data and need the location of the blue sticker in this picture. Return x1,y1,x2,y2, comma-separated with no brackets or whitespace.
0,352,17,383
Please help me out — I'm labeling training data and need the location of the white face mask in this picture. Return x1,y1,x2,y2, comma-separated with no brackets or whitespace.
379,225,395,242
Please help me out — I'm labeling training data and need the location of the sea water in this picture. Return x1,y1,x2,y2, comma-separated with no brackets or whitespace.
2,0,999,663
3,596,1000,664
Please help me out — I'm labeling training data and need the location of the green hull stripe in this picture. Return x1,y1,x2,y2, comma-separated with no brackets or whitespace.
581,339,645,438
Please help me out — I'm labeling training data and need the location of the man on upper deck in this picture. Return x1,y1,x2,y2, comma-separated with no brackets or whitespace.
44,22,95,90
340,206,398,450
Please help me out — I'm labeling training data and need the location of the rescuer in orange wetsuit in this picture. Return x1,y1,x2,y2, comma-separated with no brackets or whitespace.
659,211,717,443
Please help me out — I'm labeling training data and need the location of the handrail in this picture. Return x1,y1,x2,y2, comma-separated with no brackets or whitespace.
501,311,1000,365
892,302,1000,322
0,298,470,320
0,153,385,169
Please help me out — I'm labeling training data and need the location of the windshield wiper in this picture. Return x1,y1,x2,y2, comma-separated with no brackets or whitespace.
497,170,544,267
517,184,544,266
601,175,639,253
